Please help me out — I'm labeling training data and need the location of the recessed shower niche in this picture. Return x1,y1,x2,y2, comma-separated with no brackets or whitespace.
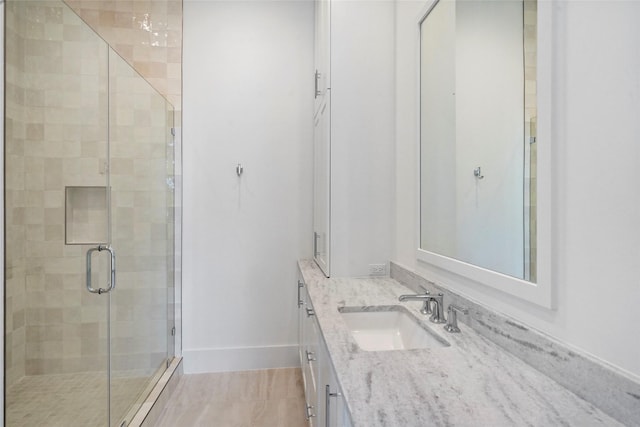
65,186,109,245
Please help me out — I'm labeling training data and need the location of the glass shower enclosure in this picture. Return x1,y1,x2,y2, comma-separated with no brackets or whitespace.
4,1,176,425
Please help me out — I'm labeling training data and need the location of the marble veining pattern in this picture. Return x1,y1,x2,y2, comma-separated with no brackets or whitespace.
390,261,640,427
298,260,627,427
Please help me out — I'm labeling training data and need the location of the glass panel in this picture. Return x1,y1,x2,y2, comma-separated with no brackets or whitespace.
5,2,174,425
4,1,110,425
166,104,176,361
108,48,172,426
523,0,538,282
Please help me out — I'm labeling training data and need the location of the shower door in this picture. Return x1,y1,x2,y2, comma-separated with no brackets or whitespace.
4,2,173,426
107,48,174,426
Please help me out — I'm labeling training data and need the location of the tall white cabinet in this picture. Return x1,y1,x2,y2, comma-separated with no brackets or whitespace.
312,0,395,278
313,0,331,276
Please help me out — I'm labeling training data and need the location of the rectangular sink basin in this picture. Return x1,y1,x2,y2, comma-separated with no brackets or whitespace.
339,306,450,351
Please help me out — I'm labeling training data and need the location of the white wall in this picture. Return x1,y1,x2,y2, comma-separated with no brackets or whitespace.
330,0,395,277
182,0,314,373
395,0,640,379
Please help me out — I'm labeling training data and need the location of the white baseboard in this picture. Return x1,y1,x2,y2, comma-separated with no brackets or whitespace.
183,344,300,374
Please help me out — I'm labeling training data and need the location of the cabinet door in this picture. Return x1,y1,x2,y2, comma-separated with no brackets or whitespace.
298,277,306,368
300,282,320,425
314,0,331,115
318,337,347,427
313,92,331,277
302,335,318,426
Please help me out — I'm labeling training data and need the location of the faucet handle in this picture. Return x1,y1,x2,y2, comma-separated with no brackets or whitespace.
429,293,447,324
444,305,468,333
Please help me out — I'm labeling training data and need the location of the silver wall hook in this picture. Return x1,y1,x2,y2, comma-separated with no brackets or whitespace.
236,163,244,177
473,167,484,180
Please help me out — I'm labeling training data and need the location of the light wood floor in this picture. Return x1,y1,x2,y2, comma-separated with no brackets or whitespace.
154,368,308,427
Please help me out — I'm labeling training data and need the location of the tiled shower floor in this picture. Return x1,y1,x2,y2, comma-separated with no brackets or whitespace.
6,372,149,427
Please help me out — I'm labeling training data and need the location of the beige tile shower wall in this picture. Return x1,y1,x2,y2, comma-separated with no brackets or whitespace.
16,1,111,376
5,0,28,388
6,1,171,378
63,0,182,114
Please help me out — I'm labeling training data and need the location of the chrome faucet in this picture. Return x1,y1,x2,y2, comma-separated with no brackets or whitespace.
399,288,447,323
398,286,432,315
427,293,447,324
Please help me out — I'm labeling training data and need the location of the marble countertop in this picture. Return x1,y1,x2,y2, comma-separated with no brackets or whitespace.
298,260,624,427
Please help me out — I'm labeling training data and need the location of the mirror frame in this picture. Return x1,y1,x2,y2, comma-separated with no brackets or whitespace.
415,0,554,309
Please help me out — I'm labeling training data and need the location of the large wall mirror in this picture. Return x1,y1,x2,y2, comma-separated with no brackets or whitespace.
418,0,553,308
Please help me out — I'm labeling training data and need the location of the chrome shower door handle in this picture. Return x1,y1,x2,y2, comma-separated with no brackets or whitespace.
86,245,116,294
103,245,116,293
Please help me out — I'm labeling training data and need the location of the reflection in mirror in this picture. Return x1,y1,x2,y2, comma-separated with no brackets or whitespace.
420,0,537,282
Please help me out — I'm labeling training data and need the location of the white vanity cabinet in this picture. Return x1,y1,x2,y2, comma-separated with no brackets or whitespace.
299,277,320,424
298,276,352,427
317,338,353,427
